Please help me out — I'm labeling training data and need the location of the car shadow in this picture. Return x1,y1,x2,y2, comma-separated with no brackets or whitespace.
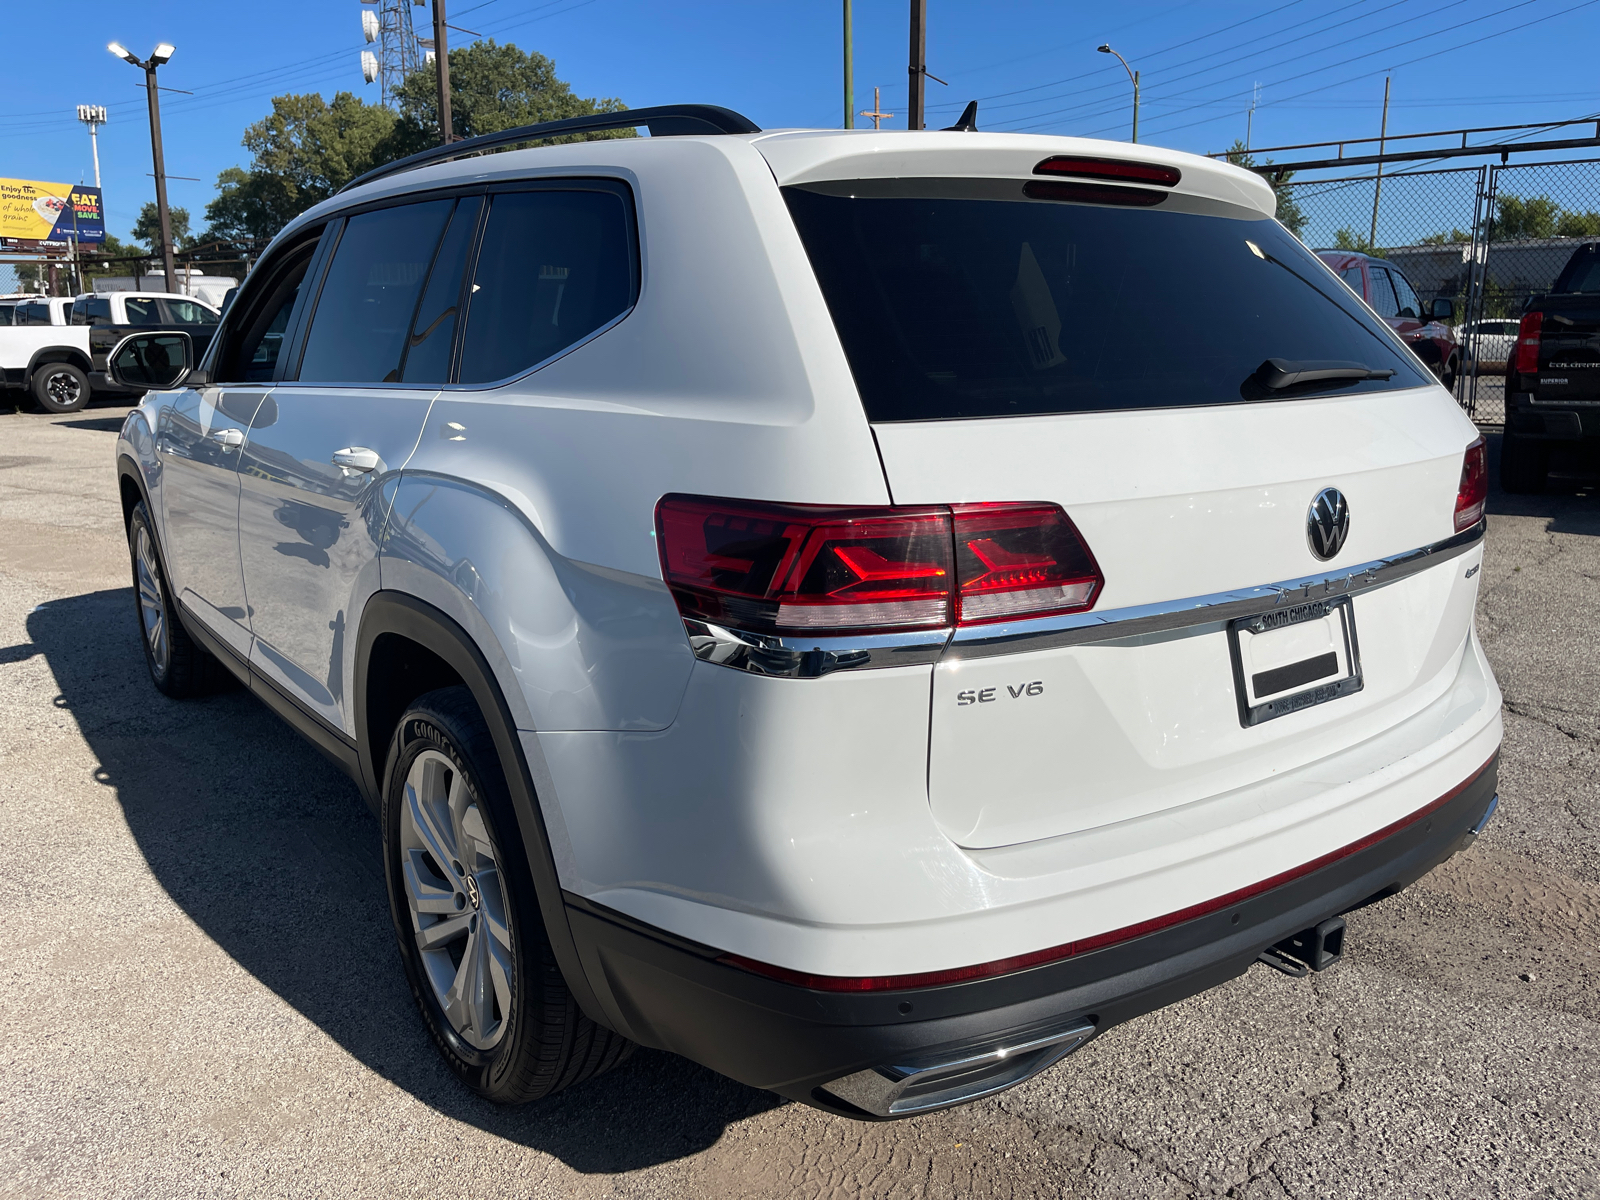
1483,429,1599,537
19,587,782,1172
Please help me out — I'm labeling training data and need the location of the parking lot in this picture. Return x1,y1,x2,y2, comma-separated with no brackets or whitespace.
2,400,1596,1200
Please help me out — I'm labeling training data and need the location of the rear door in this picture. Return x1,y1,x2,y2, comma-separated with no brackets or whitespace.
236,194,478,731
785,176,1480,849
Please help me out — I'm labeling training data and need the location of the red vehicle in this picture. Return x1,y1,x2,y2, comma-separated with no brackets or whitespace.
1317,251,1460,389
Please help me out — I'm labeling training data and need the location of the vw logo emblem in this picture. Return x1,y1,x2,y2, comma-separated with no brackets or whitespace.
1306,487,1350,560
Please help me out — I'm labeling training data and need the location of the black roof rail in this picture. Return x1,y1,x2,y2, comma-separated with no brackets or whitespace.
340,104,761,194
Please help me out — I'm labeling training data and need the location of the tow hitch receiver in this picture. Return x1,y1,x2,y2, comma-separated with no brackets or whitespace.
1257,916,1346,978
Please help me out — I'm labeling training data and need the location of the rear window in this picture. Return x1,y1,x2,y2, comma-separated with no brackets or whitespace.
1552,244,1600,294
784,181,1428,421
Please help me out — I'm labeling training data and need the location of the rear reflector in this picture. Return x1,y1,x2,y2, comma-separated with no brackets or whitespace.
1033,155,1182,187
655,496,1102,636
1514,311,1542,373
1454,436,1487,532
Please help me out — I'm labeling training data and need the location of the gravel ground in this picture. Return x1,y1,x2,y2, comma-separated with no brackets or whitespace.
1,399,1596,1200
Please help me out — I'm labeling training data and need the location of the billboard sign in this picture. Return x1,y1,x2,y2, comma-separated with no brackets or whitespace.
0,179,106,245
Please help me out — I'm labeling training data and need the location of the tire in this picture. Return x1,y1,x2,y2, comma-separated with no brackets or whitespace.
31,361,90,414
383,686,634,1104
127,501,232,697
1499,428,1549,494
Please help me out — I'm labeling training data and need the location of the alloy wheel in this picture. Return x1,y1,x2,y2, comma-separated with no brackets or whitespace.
399,748,514,1051
134,525,169,674
45,370,82,407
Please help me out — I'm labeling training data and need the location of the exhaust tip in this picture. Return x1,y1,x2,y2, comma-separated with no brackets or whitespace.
818,1019,1096,1118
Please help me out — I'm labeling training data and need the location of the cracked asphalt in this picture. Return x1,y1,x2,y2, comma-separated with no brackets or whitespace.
1,401,1596,1199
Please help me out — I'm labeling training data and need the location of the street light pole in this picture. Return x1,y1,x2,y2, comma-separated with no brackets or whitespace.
908,0,926,130
1097,44,1139,143
109,42,178,290
843,0,854,129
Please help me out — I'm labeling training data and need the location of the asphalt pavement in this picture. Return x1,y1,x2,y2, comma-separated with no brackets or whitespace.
1,398,1596,1199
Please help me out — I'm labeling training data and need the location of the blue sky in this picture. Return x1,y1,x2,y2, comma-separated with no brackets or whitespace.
4,0,1598,243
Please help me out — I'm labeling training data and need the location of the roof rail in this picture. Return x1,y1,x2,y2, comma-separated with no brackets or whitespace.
340,104,761,193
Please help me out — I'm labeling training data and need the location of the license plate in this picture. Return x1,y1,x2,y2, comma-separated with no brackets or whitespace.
1228,596,1363,727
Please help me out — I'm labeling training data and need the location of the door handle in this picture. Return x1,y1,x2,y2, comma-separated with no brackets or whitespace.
331,446,382,475
208,427,244,449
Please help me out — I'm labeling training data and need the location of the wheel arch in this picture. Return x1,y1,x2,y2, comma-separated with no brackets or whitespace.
353,589,612,1029
26,345,94,380
117,452,151,533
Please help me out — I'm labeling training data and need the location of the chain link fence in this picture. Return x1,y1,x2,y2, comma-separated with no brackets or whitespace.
1279,157,1600,425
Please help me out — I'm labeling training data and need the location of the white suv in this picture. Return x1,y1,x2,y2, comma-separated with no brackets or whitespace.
113,104,1500,1120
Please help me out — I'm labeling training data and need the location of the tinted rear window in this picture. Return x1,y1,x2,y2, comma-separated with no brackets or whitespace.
1553,245,1600,293
784,182,1427,421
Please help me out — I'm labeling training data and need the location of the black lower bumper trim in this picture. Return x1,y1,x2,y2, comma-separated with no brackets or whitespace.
564,755,1497,1117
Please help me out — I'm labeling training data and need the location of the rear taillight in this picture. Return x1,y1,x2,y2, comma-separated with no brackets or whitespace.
952,503,1103,624
1033,155,1182,187
1514,311,1542,374
655,496,1102,636
1454,437,1487,532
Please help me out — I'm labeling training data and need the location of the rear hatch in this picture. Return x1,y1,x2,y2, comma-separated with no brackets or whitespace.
1526,243,1600,401
769,135,1483,849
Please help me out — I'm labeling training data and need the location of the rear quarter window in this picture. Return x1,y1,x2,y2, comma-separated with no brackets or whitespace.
785,181,1428,421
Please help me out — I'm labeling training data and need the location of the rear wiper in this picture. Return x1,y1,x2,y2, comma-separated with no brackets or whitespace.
1254,358,1395,390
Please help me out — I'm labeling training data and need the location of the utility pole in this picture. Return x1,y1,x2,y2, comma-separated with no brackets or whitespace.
908,0,926,130
843,0,854,129
77,105,107,189
1369,75,1391,252
1246,82,1260,152
109,41,178,291
861,87,893,129
432,0,454,143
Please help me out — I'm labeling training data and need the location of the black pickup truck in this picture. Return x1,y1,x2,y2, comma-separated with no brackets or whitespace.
1502,242,1600,492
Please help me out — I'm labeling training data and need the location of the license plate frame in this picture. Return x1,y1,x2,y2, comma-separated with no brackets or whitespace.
1228,595,1364,727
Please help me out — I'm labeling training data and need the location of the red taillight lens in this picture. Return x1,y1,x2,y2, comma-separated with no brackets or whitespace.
1514,311,1542,374
952,503,1103,624
655,496,1104,635
1454,437,1487,532
1033,155,1182,187
656,496,953,635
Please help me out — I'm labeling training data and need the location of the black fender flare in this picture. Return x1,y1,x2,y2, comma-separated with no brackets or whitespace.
352,589,611,1029
27,345,94,382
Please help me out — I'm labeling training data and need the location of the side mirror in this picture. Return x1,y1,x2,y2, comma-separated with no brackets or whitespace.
108,331,193,391
1430,297,1455,322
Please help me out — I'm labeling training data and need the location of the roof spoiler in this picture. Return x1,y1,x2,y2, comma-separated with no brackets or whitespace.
341,104,761,194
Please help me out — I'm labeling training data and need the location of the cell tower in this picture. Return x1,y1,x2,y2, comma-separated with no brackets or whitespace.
359,0,425,107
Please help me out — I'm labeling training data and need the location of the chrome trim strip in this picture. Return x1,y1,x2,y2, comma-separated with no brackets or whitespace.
683,520,1485,676
684,619,949,678
946,519,1485,660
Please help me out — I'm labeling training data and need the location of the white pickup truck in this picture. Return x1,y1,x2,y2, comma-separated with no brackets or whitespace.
1,291,219,413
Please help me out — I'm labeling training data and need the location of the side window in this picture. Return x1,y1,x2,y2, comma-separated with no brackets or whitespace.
457,187,635,386
20,302,50,325
0,305,11,326
70,297,89,325
399,196,482,384
1366,267,1400,319
125,298,163,325
296,199,454,384
86,297,112,326
159,298,218,326
213,230,326,385
1340,266,1364,296
1390,270,1420,319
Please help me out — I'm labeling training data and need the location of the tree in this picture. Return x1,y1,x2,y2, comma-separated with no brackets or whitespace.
1556,208,1600,237
133,202,190,250
1491,194,1561,240
1224,140,1306,238
1420,228,1472,245
388,39,629,155
1332,228,1381,255
200,91,399,245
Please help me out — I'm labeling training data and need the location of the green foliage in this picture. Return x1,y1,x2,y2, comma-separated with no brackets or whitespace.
1488,194,1600,240
201,92,399,245
199,43,627,247
1332,228,1382,255
132,201,191,250
388,39,630,155
1223,140,1306,238
1419,228,1471,245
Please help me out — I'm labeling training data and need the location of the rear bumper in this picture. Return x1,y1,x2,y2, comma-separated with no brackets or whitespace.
1506,395,1600,439
566,754,1497,1117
